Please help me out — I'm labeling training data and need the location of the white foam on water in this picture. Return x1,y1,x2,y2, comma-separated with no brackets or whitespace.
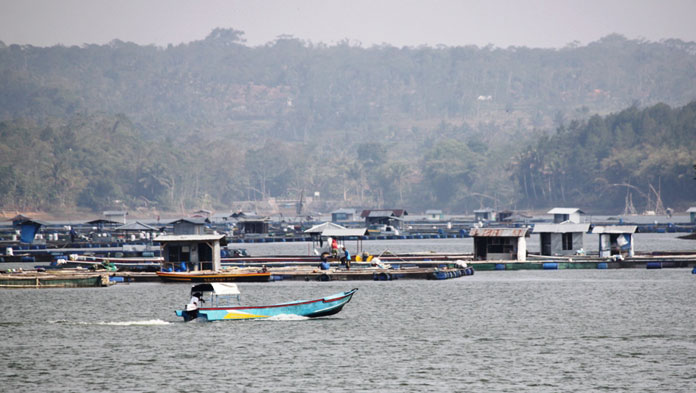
95,319,171,326
265,314,309,321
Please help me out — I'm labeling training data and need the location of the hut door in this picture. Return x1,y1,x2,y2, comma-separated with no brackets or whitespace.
474,237,488,260
198,242,213,270
540,233,551,255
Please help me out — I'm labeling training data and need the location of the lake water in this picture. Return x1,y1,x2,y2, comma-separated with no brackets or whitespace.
2,233,695,392
2,267,695,392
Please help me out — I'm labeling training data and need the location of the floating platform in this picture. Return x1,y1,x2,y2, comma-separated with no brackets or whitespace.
0,270,111,288
471,254,696,271
103,265,474,283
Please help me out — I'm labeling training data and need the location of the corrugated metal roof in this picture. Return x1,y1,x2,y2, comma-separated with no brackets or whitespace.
547,208,584,214
474,208,495,213
469,228,529,237
154,234,225,242
687,207,696,213
591,225,637,234
532,223,590,233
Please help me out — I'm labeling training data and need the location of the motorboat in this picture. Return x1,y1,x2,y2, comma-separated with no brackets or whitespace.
175,283,357,322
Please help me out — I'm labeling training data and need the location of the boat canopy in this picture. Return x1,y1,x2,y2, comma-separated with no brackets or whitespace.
191,282,240,295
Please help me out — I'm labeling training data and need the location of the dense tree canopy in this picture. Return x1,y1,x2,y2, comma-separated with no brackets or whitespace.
0,31,695,214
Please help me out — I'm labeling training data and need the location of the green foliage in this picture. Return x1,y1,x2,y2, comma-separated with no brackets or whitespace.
511,102,696,210
0,32,695,213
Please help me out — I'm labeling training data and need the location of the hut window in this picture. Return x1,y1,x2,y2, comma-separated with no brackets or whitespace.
562,233,573,250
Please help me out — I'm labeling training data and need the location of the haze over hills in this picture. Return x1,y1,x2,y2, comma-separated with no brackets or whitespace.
0,30,695,216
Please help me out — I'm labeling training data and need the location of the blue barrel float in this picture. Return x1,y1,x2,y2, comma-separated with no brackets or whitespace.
646,262,662,269
691,267,696,274
542,262,558,270
596,262,608,269
495,263,506,270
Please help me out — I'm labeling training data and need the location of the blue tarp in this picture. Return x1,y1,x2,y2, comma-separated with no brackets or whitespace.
20,222,41,243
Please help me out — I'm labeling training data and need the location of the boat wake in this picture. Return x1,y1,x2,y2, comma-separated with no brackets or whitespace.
265,314,310,321
47,319,171,326
95,319,171,326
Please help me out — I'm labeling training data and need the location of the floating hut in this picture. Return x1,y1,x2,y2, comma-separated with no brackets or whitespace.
592,225,638,258
473,208,496,222
103,210,128,225
190,209,212,219
533,223,590,256
169,217,210,235
237,216,270,235
331,208,357,223
496,210,514,222
155,234,225,272
304,222,368,253
12,216,48,244
469,228,529,261
360,209,408,229
425,210,444,221
688,207,696,224
84,218,121,231
547,208,584,224
114,221,159,241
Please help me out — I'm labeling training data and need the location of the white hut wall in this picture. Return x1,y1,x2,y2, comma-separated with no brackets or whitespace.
599,234,611,257
517,236,527,261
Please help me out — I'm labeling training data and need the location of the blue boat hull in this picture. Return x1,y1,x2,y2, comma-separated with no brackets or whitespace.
176,288,358,322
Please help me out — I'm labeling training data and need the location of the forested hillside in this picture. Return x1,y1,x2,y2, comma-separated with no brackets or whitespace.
510,102,696,211
0,30,695,214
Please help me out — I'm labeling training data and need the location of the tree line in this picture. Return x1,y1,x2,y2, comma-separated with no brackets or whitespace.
0,30,695,214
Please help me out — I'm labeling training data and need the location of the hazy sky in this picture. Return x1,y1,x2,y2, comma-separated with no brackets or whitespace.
2,0,696,48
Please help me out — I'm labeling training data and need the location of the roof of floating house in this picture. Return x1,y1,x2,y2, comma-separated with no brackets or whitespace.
331,208,357,215
84,218,121,225
154,234,225,242
360,209,408,218
547,208,585,215
532,223,591,233
237,215,270,222
167,217,210,225
687,207,696,213
304,222,368,237
304,222,346,235
591,225,638,234
321,228,369,237
114,221,158,232
469,228,529,237
473,208,495,213
11,216,49,226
